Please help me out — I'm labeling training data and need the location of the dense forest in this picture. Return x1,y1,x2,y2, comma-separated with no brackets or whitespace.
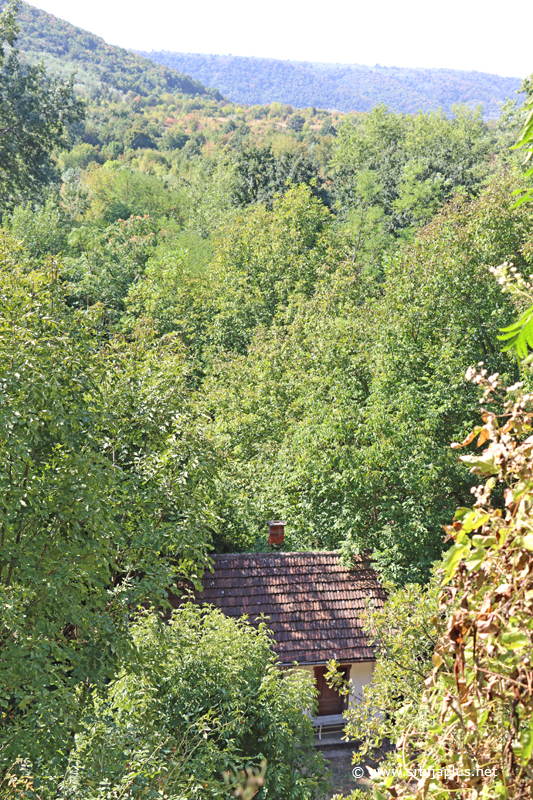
138,51,522,117
2,0,533,797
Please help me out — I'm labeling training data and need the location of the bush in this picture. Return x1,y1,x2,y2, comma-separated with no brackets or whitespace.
7,193,68,258
287,114,305,132
160,124,189,151
56,604,330,800
58,143,101,171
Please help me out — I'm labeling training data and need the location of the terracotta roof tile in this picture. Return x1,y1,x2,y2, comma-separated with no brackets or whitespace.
193,551,386,665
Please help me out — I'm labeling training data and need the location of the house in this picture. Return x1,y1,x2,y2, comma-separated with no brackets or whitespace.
196,535,386,727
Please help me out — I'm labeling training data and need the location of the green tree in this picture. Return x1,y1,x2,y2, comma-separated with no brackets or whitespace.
127,184,342,362
65,214,159,316
199,174,529,580
124,126,157,150
58,605,329,800
125,250,210,341
332,105,494,279
231,143,326,208
0,237,215,775
287,113,305,132
361,84,533,800
57,142,101,172
0,0,83,209
83,161,183,224
6,190,68,258
179,156,238,239
159,124,189,151
382,369,533,800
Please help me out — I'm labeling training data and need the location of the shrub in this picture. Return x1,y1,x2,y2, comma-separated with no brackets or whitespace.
58,604,330,800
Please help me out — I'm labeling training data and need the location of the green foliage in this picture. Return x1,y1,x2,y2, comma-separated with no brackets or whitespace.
60,168,91,221
128,184,339,362
510,97,533,207
57,142,101,172
330,577,440,765
1,12,532,795
287,114,305,132
160,124,189,151
199,174,527,580
0,0,83,208
65,214,159,315
332,105,495,278
383,370,533,800
202,183,337,353
56,604,329,800
125,250,207,340
0,238,215,772
231,143,326,208
495,264,533,358
495,101,533,358
125,126,157,150
6,4,533,797
6,191,68,258
179,157,238,239
83,162,183,224
344,175,526,581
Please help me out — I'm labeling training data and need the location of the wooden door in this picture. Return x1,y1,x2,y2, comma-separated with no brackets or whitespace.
314,664,351,716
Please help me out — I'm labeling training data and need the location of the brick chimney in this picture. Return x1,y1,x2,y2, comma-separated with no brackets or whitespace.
268,520,285,547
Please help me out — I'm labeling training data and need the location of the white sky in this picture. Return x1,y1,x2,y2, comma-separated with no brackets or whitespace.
30,0,531,79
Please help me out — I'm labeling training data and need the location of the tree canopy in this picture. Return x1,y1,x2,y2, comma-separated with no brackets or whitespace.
0,238,216,771
1,2,533,793
0,0,83,207
59,604,328,800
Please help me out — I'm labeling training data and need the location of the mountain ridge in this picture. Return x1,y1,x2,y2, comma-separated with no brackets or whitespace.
137,50,523,117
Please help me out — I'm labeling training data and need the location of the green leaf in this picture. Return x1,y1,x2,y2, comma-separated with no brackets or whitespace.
464,546,486,572
459,453,499,475
521,534,533,551
442,544,470,582
460,511,491,533
498,304,533,357
511,189,533,210
518,717,533,766
501,631,529,650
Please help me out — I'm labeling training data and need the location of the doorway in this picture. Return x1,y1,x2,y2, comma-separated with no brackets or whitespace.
314,664,351,716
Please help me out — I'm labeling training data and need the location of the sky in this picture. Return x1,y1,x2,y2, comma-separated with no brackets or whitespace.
30,0,531,79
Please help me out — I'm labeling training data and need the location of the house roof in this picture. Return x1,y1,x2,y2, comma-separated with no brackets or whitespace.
197,551,386,665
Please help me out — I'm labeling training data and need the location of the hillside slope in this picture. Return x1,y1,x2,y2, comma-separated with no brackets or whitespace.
137,51,523,117
0,1,221,99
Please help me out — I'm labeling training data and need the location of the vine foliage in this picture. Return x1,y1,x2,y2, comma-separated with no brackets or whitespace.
382,367,533,799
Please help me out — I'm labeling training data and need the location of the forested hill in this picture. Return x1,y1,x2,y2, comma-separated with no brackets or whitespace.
137,51,522,118
0,0,221,99
3,0,521,115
